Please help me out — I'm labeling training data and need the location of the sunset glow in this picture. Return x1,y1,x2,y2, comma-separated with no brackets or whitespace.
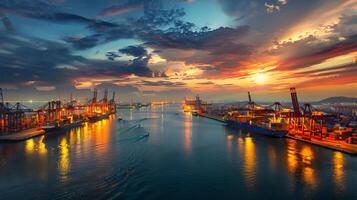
0,0,356,102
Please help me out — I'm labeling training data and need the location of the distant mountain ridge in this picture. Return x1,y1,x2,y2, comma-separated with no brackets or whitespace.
318,96,357,104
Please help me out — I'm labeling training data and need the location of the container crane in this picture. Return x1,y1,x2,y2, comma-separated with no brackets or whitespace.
290,87,301,117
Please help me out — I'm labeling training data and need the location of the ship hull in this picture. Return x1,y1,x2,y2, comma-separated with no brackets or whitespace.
43,120,84,133
225,120,287,138
88,113,110,122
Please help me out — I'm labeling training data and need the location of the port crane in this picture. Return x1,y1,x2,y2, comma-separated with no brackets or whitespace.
0,88,40,133
288,87,330,140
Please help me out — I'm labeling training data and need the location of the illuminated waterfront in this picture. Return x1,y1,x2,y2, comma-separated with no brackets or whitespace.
0,105,356,199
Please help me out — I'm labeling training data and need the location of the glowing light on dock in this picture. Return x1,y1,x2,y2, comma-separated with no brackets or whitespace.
333,152,345,192
244,136,256,189
58,137,70,182
25,139,35,154
183,113,192,154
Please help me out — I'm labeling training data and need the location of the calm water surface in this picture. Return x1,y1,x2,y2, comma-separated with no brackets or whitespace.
0,104,356,199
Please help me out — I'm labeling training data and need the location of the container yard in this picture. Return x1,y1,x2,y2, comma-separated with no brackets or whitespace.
0,88,116,141
184,88,357,155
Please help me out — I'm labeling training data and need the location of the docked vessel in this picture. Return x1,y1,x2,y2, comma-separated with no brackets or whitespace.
88,113,110,122
225,112,287,137
224,92,288,138
42,118,85,132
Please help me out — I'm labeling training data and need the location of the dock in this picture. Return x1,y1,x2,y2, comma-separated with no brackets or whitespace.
0,87,118,142
197,112,225,123
286,135,357,155
0,128,46,142
197,111,357,155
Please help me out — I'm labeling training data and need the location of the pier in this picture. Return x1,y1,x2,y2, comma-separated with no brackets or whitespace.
197,112,225,123
285,135,357,155
0,88,117,142
187,89,357,155
0,128,45,142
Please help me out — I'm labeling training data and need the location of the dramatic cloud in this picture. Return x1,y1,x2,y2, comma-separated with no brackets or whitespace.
0,34,154,88
0,0,356,101
119,45,148,58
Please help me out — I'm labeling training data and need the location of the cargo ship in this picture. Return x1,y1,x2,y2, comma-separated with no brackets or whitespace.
223,92,288,137
88,113,110,122
42,118,85,132
224,112,287,137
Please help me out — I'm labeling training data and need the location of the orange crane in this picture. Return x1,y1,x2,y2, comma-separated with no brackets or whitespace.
288,87,328,140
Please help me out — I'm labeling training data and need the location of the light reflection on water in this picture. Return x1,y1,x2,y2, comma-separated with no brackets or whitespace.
333,151,345,192
243,136,256,189
0,105,356,199
183,112,192,154
58,137,70,183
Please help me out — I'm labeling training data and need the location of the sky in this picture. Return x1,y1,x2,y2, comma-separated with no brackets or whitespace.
0,0,356,102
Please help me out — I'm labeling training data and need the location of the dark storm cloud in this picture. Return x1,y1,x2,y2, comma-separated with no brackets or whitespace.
0,0,119,34
63,34,103,50
119,45,148,58
105,52,121,61
0,34,153,88
62,6,207,55
0,0,87,23
97,0,191,17
142,24,252,56
58,9,182,50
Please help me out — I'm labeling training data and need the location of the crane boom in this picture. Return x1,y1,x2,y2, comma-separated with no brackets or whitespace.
290,87,301,117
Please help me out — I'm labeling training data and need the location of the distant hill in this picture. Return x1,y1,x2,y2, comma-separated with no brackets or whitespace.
318,96,357,104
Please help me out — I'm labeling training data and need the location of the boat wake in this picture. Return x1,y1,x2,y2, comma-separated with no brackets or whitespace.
115,119,151,143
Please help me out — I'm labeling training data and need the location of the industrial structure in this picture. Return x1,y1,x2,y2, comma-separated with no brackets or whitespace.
186,88,356,153
183,95,208,113
287,88,356,144
0,88,40,134
0,88,117,139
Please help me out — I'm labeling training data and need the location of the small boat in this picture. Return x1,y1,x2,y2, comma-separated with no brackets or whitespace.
192,111,198,116
116,104,135,109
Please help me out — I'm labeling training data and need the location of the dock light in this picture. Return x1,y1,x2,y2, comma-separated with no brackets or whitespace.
183,105,192,112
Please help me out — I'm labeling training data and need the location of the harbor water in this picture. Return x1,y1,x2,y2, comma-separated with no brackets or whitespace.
0,104,356,199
